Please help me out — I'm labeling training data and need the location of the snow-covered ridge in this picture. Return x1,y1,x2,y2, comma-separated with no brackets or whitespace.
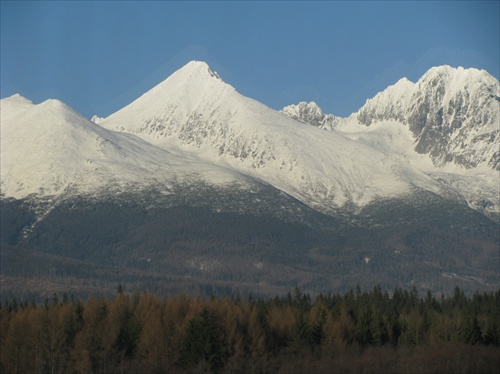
356,66,500,170
356,77,416,126
0,92,245,201
282,66,500,170
281,101,342,130
99,61,453,211
284,66,499,171
2,61,499,220
281,66,499,218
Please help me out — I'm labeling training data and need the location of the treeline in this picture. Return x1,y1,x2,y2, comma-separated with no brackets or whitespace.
1,287,499,374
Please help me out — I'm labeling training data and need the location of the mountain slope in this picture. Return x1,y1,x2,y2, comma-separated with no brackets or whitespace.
2,94,161,199
281,101,341,130
0,93,343,234
356,66,500,170
2,62,497,219
99,61,451,211
1,61,499,299
284,66,499,172
282,66,500,220
0,93,265,201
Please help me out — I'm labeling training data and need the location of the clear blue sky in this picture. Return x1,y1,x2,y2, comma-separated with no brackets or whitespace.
1,1,499,118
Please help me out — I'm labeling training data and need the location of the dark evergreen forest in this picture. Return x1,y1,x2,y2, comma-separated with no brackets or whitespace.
2,197,499,302
1,287,499,374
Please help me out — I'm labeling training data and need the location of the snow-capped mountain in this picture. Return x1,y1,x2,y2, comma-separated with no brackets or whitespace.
281,101,341,130
356,66,500,170
0,92,257,202
282,66,500,219
2,61,499,299
97,61,452,212
1,61,498,221
1,94,160,199
285,67,499,171
356,77,416,126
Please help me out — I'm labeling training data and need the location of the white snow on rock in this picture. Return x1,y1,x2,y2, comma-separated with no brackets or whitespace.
353,65,500,170
2,61,498,219
0,92,243,200
281,101,342,130
99,61,447,211
283,65,500,217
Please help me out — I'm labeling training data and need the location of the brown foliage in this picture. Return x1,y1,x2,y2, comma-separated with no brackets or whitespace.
1,288,499,373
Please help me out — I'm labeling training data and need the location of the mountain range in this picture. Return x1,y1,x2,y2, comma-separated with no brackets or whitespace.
1,61,499,299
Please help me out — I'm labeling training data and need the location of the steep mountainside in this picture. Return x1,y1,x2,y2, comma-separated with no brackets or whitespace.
284,67,499,171
2,93,338,231
356,66,499,170
1,94,178,199
281,101,342,130
98,61,452,211
282,66,499,220
1,61,499,299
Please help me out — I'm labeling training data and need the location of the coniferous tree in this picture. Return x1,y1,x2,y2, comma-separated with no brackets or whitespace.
459,314,482,345
178,307,228,372
1,287,499,373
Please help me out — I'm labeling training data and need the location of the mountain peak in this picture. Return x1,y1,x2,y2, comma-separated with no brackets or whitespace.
1,94,35,125
4,93,33,103
281,101,342,130
355,64,500,170
1,94,34,109
2,64,499,225
356,76,415,126
281,101,324,124
98,60,235,134
172,60,221,81
419,65,497,88
142,59,229,98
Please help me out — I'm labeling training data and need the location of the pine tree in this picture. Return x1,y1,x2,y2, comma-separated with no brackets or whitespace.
459,314,482,345
178,307,228,372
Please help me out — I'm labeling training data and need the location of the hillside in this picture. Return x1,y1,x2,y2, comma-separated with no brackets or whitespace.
1,61,498,299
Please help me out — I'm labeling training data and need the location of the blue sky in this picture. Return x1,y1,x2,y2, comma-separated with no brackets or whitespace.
1,1,499,118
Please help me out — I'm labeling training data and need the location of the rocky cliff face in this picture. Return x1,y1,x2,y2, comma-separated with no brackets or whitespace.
2,62,499,221
357,66,499,169
281,101,341,130
284,66,499,171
